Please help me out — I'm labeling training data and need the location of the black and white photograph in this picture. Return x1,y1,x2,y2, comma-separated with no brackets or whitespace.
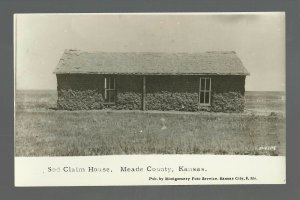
14,12,286,186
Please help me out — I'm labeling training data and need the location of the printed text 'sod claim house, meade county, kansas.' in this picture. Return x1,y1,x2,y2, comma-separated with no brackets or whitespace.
53,50,249,112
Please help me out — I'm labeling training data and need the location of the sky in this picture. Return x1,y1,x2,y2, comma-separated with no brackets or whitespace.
15,13,285,91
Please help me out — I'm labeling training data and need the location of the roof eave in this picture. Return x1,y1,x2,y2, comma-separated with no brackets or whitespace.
53,71,250,76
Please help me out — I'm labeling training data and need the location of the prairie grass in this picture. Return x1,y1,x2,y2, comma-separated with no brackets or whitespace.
15,110,285,156
15,90,285,156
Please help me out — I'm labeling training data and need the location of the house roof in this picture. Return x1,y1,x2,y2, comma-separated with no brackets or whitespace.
54,49,249,76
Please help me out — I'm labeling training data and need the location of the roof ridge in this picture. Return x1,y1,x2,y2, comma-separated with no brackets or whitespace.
54,50,249,76
63,49,237,54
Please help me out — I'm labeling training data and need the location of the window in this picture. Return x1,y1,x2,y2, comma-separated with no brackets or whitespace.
199,77,211,105
104,77,116,103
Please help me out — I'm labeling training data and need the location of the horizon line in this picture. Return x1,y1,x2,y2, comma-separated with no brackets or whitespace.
15,89,286,92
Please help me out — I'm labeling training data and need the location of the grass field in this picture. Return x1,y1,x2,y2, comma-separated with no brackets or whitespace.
15,90,286,156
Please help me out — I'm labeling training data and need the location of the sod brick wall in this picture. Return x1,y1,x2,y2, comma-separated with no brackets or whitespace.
146,76,200,111
145,75,245,112
56,74,142,110
56,74,246,112
105,75,142,110
211,76,246,112
56,74,104,110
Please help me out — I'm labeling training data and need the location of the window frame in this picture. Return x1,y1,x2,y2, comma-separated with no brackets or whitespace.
104,76,116,104
199,77,211,106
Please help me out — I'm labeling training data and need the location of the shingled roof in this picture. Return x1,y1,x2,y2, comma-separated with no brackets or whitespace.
54,49,249,75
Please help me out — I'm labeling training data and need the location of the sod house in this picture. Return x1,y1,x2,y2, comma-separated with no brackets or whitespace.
54,49,249,112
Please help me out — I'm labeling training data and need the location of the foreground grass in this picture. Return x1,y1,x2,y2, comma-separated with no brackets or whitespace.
15,110,285,156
